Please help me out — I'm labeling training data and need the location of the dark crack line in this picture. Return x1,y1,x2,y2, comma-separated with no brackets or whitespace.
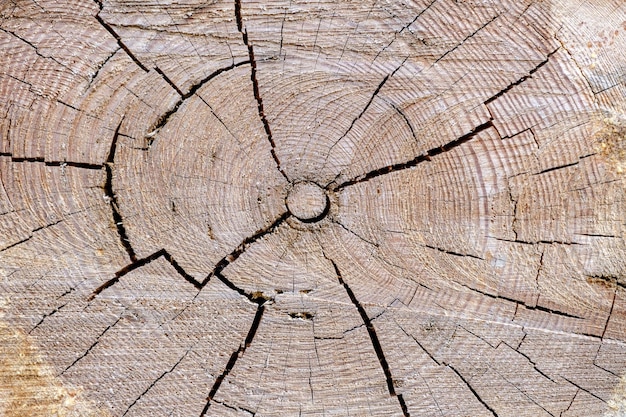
235,0,289,182
59,315,123,376
89,213,289,301
326,256,410,417
336,119,494,189
104,118,136,262
28,302,68,334
373,0,438,62
396,322,441,365
202,212,290,291
601,287,617,340
326,58,408,160
485,48,559,105
122,349,191,416
89,248,202,301
423,244,483,260
433,14,499,65
145,60,251,149
93,1,149,73
503,342,555,383
0,153,103,170
447,364,499,417
199,302,265,417
460,283,585,320
562,377,606,403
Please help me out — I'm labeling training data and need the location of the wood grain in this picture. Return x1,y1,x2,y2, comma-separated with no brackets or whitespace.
1,0,625,416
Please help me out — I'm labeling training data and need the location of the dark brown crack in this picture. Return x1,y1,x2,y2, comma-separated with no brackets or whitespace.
423,244,483,260
90,213,289,301
145,60,251,149
202,212,290,290
434,14,499,65
235,0,289,182
59,315,123,376
0,153,102,169
199,302,265,417
93,1,149,73
28,302,68,334
373,0,437,62
326,256,410,417
460,284,585,320
88,248,202,301
446,364,499,417
503,342,555,383
396,322,441,365
562,377,606,403
328,58,408,156
104,118,136,262
121,350,191,416
89,47,120,87
484,48,559,105
336,119,494,189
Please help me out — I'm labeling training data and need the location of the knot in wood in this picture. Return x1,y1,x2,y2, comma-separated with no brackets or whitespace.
286,182,328,222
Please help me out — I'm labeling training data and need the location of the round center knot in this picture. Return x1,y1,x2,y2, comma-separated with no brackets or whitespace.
286,182,329,222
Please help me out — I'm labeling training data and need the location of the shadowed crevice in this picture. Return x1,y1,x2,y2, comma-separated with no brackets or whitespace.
88,249,202,301
145,60,251,148
326,256,410,417
447,364,500,417
235,0,290,182
93,0,149,73
104,118,136,262
199,302,266,417
336,119,494,189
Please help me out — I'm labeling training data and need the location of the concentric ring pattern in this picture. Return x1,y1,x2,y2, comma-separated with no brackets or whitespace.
1,0,625,416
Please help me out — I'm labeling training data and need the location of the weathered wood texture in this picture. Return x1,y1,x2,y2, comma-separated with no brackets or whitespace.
1,0,625,416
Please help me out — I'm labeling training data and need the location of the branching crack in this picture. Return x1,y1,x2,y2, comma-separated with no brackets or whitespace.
145,60,251,148
199,302,265,417
235,0,289,181
325,256,409,417
93,1,149,73
460,284,585,320
88,248,202,301
447,364,499,417
336,119,494,189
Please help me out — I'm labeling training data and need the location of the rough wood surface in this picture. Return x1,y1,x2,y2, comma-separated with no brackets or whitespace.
1,0,625,416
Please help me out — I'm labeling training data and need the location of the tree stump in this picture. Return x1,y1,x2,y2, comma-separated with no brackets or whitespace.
1,0,625,416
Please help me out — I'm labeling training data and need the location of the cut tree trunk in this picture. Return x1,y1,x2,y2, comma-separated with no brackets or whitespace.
1,0,625,416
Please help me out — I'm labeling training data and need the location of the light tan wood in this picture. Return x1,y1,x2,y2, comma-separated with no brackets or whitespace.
1,0,625,416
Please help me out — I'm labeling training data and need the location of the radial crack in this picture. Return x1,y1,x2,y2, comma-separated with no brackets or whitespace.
485,48,559,105
145,60,251,147
202,212,290,290
234,0,289,181
326,256,410,417
447,364,499,417
93,1,149,73
328,57,408,156
104,118,136,262
121,350,191,416
59,315,123,376
337,119,494,189
199,302,265,416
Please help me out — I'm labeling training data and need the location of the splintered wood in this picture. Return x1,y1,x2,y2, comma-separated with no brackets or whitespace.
0,0,625,416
